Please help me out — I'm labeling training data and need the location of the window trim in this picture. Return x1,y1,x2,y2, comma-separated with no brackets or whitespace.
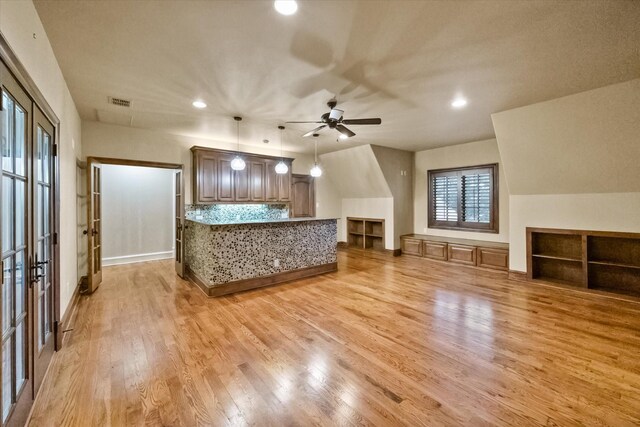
428,163,499,234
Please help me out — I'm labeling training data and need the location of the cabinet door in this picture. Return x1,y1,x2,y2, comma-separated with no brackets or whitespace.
195,151,217,203
423,241,448,260
278,164,292,202
250,161,265,201
218,154,234,201
402,238,423,256
292,174,315,217
448,244,476,265
235,163,251,202
265,159,279,201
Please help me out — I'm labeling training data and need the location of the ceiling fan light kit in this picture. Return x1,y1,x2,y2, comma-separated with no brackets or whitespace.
231,116,246,171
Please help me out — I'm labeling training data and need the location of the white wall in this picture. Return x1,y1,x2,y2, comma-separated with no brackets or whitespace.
493,79,640,271
509,193,640,272
101,165,174,266
341,198,394,250
320,145,395,248
413,138,509,243
81,121,341,220
1,0,82,317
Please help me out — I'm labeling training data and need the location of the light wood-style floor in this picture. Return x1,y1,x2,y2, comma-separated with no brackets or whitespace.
29,249,640,426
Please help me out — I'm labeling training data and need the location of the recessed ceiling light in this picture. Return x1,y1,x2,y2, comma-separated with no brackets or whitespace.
192,100,207,109
451,97,468,109
339,134,349,140
274,0,298,15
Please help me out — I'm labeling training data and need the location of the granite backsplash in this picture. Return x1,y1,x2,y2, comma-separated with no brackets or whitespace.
185,204,289,223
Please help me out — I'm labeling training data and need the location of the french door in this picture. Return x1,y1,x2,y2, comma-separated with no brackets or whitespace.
86,160,102,293
174,170,184,278
32,107,55,395
1,59,57,426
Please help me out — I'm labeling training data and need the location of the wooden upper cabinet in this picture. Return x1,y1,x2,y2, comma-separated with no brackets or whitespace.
194,151,218,203
217,154,235,201
291,174,315,218
264,159,279,201
250,161,265,201
235,163,251,202
191,147,294,204
278,161,293,202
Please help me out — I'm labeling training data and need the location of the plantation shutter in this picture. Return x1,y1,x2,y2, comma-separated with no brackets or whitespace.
461,171,491,223
433,175,458,221
428,164,498,232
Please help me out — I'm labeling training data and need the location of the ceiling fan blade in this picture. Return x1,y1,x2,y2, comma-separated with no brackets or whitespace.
303,125,327,137
286,121,324,124
336,124,356,138
341,118,382,125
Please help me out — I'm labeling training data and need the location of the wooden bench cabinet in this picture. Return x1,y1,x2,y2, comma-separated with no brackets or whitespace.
423,241,447,261
400,234,509,272
402,237,423,257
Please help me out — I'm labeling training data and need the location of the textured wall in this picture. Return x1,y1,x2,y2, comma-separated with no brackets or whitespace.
185,219,337,286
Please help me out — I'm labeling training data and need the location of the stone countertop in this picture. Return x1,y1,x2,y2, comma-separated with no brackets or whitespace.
185,217,339,226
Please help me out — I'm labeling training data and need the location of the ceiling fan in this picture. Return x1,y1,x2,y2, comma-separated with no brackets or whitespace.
286,98,381,139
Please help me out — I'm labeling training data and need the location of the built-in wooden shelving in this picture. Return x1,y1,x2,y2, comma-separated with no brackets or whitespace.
347,217,385,251
527,228,640,297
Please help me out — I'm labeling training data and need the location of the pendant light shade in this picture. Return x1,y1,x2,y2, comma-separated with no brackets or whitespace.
230,156,246,171
275,161,289,174
231,116,246,171
309,134,322,177
310,164,322,177
276,125,288,175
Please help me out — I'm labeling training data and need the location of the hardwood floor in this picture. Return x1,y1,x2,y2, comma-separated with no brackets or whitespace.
29,249,640,426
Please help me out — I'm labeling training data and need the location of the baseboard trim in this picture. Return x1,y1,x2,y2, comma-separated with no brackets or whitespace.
57,279,82,350
186,262,338,297
508,270,528,282
102,250,173,266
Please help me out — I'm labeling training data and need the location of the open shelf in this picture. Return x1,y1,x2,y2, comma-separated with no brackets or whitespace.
528,228,640,297
347,217,385,251
531,232,582,260
588,236,640,268
588,263,640,297
532,256,584,287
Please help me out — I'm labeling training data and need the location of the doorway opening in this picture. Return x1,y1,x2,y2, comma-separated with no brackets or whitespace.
84,158,184,293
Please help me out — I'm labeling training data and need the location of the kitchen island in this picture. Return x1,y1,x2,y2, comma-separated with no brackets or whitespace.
184,217,338,296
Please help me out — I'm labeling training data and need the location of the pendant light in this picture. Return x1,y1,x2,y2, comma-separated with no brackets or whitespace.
230,116,246,171
310,133,322,177
275,125,289,174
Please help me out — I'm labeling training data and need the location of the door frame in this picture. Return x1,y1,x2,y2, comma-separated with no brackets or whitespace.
1,34,62,427
84,157,184,292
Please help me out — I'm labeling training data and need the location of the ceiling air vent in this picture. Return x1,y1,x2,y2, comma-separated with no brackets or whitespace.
108,97,131,108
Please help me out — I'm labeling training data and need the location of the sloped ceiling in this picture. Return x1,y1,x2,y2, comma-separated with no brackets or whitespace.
492,79,640,195
32,0,640,154
320,145,391,198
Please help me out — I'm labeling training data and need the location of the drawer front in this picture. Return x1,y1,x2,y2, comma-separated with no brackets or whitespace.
477,247,509,271
402,238,423,256
448,244,476,265
423,241,448,260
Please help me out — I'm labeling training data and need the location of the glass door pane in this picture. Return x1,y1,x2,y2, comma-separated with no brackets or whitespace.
1,86,29,423
36,126,53,350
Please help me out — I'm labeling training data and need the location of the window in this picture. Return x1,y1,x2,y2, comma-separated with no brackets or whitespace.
428,163,498,233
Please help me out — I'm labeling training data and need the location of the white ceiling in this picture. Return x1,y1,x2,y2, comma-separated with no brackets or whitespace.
33,0,640,154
